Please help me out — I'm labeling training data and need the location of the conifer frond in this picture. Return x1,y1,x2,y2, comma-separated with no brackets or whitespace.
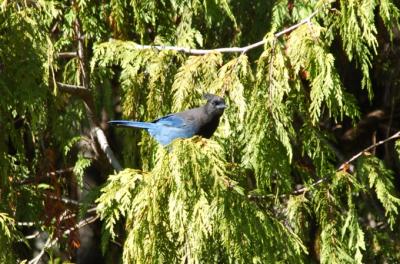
357,156,400,228
0,212,17,264
73,154,92,188
299,125,336,177
313,187,355,264
337,0,379,96
286,195,312,241
99,138,306,263
379,0,400,40
0,212,16,241
97,169,144,239
320,222,354,263
341,207,366,264
243,37,295,193
4,0,400,262
210,55,251,139
287,24,359,123
172,53,222,111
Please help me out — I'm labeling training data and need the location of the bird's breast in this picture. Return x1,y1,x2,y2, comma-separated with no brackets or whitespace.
196,116,221,138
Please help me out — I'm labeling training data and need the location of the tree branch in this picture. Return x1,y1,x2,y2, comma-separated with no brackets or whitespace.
47,195,86,206
56,82,90,99
28,215,99,264
339,131,400,169
127,9,320,55
293,131,400,195
248,130,400,199
92,127,123,172
57,51,77,58
65,5,122,172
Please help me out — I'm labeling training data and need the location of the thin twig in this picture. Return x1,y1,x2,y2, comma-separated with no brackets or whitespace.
17,221,42,227
17,206,97,245
119,9,320,55
24,231,41,240
340,131,400,167
28,215,99,264
57,52,77,58
293,131,400,195
28,234,54,264
47,167,74,176
47,195,84,206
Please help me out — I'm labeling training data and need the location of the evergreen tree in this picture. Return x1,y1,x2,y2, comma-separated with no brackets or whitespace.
1,0,400,263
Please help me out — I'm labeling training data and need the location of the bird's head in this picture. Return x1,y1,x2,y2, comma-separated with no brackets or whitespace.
203,93,226,116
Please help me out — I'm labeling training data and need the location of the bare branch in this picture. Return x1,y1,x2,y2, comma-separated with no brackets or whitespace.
47,195,85,206
93,127,122,172
293,131,400,195
274,9,319,38
47,167,74,176
28,215,99,264
57,52,77,58
17,221,41,227
56,82,90,99
339,131,400,169
292,178,327,195
61,7,122,172
126,9,320,55
24,231,41,240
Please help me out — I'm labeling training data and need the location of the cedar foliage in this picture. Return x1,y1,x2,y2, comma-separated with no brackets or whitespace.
1,0,400,263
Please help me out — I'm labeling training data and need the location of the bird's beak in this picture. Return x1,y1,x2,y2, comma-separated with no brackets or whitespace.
216,104,227,109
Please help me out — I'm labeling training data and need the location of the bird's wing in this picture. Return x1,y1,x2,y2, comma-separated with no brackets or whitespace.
153,114,187,127
148,114,198,145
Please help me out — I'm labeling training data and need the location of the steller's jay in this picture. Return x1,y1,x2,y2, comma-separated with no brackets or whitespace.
108,94,226,145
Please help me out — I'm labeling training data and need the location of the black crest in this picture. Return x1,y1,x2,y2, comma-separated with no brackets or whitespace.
203,93,219,101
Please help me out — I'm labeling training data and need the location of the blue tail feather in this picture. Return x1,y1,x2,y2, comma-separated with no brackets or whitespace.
108,120,155,130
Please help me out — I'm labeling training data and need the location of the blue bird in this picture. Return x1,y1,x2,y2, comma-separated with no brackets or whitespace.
108,94,226,145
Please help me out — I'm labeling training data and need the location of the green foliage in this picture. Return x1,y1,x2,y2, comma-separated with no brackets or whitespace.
98,139,306,263
0,212,17,264
73,154,92,187
172,53,222,111
337,0,378,96
357,156,400,228
310,171,365,264
379,0,400,40
2,0,400,262
287,24,360,123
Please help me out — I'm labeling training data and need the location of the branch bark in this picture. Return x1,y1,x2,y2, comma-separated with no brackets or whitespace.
57,51,77,58
66,5,122,172
125,9,320,55
93,127,123,171
57,82,90,99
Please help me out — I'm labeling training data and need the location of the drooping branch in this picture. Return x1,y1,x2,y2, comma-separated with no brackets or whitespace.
126,9,320,55
57,83,122,171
